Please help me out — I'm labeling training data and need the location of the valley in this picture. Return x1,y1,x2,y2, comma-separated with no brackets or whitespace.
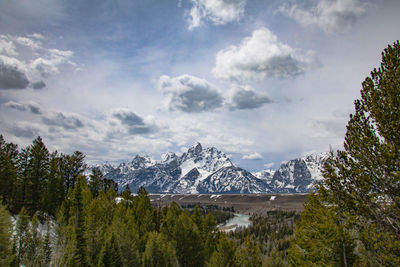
148,193,309,215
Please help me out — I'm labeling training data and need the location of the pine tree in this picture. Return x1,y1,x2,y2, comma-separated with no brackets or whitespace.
0,202,13,266
89,167,104,198
60,151,86,194
63,175,89,267
41,222,52,267
38,151,66,217
15,147,31,213
0,135,18,210
26,136,50,215
207,234,236,267
287,194,357,266
142,231,179,267
321,41,400,265
172,212,205,267
97,233,123,267
233,237,263,267
15,207,31,266
289,41,400,266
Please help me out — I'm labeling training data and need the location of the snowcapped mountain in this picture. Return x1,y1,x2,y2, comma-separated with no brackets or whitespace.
256,153,329,193
101,143,271,194
97,143,329,194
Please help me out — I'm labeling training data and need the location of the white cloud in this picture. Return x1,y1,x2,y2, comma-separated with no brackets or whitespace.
159,74,223,113
213,27,318,81
264,162,275,169
30,48,75,77
27,33,45,40
0,35,18,56
14,36,41,49
188,0,247,30
242,151,263,160
279,0,367,34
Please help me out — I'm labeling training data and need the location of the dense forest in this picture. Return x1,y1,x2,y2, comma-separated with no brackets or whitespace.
1,41,400,266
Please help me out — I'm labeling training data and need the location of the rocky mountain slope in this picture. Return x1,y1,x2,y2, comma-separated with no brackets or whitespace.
97,143,329,194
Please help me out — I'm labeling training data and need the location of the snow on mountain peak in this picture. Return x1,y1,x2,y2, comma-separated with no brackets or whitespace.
98,144,329,194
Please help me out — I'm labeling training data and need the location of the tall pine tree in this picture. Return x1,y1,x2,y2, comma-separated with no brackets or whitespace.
290,41,400,266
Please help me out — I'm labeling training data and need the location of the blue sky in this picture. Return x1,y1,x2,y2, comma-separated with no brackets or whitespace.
0,0,399,171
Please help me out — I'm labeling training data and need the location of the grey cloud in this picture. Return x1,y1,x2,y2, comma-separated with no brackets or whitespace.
0,60,29,89
31,80,46,90
42,112,84,130
229,86,272,110
279,0,367,34
5,101,41,114
159,75,223,113
112,110,155,135
11,124,39,138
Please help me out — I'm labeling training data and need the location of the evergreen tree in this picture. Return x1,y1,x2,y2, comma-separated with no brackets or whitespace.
0,135,18,208
89,167,104,198
63,175,89,266
207,234,236,267
97,233,123,267
288,194,357,266
41,222,52,267
321,41,400,265
60,151,86,194
233,237,263,267
172,212,204,267
142,231,179,267
44,151,65,217
26,136,50,215
15,147,31,213
110,203,141,266
15,207,31,266
0,202,13,266
289,41,400,266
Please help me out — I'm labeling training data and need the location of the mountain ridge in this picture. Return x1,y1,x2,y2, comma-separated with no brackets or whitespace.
95,143,329,194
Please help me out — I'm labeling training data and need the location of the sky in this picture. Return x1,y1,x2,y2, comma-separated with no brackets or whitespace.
0,0,399,171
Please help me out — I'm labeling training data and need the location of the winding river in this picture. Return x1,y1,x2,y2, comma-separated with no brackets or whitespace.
220,213,251,232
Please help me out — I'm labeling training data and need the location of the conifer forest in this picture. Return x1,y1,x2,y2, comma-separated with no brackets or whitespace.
1,42,400,266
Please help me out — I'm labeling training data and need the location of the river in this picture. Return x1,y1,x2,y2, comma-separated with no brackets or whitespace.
219,213,251,232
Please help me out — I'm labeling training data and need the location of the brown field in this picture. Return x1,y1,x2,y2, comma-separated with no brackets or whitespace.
148,194,309,215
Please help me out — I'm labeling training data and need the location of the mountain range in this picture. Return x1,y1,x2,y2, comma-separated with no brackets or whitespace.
95,143,329,194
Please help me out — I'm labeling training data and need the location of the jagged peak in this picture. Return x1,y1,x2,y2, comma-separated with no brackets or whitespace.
161,152,178,163
188,142,202,154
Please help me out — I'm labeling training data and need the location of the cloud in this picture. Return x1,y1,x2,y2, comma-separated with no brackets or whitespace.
159,74,223,113
264,162,275,169
213,27,318,81
11,123,40,138
31,80,46,90
5,101,41,114
14,36,41,49
30,49,74,77
188,0,247,30
0,35,18,56
111,109,156,135
228,85,272,110
42,112,85,130
0,56,29,89
279,0,367,34
242,152,263,160
0,34,77,89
